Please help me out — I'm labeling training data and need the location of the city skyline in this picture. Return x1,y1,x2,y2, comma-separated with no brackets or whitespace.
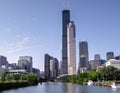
0,0,120,71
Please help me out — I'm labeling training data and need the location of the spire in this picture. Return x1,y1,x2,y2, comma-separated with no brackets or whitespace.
63,0,70,10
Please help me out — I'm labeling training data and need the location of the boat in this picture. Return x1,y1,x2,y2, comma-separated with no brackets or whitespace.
87,80,94,86
111,81,120,89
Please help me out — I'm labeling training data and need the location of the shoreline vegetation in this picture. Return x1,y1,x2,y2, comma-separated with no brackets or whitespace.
57,66,120,87
0,81,38,90
0,73,38,90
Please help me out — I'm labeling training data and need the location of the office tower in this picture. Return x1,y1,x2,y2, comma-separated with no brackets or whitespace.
78,41,89,73
106,52,114,60
19,56,33,72
44,54,59,79
62,9,70,74
9,63,17,70
90,60,101,69
18,59,30,71
0,55,9,68
50,58,59,78
115,55,120,60
59,60,63,75
67,21,76,75
44,54,51,79
50,58,56,78
54,58,59,77
94,54,101,60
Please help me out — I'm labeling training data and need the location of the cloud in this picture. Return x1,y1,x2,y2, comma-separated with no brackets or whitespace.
17,34,20,38
0,36,30,55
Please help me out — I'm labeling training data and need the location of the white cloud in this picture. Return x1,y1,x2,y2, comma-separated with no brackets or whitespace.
0,36,30,55
17,34,20,38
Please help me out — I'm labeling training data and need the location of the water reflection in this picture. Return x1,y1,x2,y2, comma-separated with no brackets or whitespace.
1,82,120,93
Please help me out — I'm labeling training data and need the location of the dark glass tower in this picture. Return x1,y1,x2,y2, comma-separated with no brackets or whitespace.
78,41,89,73
62,10,70,74
106,52,114,60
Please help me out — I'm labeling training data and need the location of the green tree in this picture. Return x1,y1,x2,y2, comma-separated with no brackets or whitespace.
1,73,7,82
27,73,38,83
5,74,12,81
98,66,117,80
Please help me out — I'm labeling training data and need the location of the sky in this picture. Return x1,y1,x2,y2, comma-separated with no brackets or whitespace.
0,0,120,71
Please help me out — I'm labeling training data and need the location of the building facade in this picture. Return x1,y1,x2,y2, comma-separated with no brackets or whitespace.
94,54,101,60
50,58,56,78
18,59,30,72
78,41,89,73
0,55,9,68
19,56,33,72
91,60,101,69
106,52,114,60
62,10,70,74
67,21,76,75
105,59,120,69
44,54,51,79
44,54,59,79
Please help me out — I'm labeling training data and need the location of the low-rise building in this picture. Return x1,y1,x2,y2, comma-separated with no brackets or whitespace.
6,70,28,75
105,59,120,69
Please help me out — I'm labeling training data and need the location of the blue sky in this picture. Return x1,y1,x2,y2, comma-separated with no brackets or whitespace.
0,0,120,71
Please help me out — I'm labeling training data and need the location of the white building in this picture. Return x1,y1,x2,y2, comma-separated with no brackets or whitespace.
6,70,28,75
50,58,56,78
105,59,120,69
67,21,76,75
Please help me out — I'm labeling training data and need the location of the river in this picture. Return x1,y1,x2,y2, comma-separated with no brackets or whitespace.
1,82,120,93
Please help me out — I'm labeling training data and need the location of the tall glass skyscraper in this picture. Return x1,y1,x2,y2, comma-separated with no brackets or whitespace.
62,10,70,74
78,41,89,73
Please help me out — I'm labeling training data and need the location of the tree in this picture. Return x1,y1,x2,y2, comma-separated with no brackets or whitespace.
0,73,7,82
98,66,117,80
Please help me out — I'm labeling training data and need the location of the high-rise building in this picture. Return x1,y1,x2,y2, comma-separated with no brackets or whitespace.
50,58,56,78
54,58,59,77
106,52,114,60
78,41,89,73
19,56,33,72
18,59,30,72
62,9,70,74
67,21,76,75
90,60,101,69
94,54,101,60
115,55,120,60
44,54,51,79
0,55,9,68
44,54,59,79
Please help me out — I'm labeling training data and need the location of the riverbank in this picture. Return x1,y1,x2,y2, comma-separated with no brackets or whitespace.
83,81,113,87
93,81,112,87
0,81,38,90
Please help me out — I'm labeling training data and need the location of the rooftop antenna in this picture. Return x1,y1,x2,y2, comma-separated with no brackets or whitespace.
62,0,70,10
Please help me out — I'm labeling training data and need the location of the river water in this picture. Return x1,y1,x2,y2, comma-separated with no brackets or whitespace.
1,82,120,93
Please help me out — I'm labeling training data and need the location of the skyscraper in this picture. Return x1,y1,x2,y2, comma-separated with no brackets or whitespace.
106,52,114,60
44,54,59,79
62,10,70,74
19,56,33,72
44,54,51,79
78,41,89,73
67,21,76,75
0,55,9,68
94,54,101,60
